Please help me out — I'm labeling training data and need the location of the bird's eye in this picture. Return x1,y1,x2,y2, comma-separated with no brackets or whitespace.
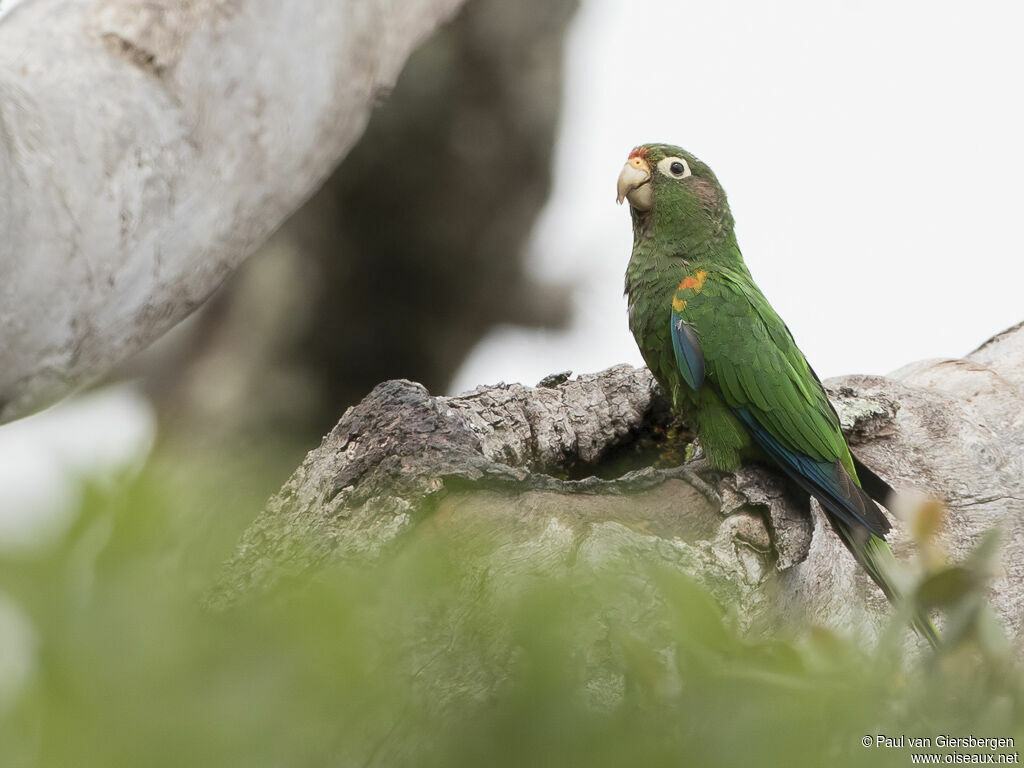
657,156,692,179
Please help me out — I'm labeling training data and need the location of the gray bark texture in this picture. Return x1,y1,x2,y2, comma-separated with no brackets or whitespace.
0,0,465,423
215,321,1024,645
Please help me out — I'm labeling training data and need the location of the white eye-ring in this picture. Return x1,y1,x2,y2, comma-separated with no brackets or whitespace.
658,156,692,179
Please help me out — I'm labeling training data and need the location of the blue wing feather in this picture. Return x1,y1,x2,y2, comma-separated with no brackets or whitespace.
670,315,705,390
733,408,891,537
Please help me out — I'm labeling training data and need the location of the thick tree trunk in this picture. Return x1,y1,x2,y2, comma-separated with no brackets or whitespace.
0,0,464,422
214,322,1024,644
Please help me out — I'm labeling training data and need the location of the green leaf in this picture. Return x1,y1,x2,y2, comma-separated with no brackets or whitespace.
914,566,976,608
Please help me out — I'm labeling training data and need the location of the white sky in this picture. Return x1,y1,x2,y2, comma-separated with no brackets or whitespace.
451,0,1024,393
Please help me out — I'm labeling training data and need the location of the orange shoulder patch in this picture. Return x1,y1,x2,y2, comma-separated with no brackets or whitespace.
677,269,708,294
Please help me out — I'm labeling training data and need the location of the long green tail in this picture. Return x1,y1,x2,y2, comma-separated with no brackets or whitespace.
831,519,941,650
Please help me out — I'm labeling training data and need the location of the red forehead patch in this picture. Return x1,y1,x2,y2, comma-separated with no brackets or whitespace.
627,146,649,161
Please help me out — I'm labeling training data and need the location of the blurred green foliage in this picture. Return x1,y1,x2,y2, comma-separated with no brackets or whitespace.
0,456,1021,768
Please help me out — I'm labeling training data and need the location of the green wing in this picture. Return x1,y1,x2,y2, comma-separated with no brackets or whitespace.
706,272,845,459
672,268,890,537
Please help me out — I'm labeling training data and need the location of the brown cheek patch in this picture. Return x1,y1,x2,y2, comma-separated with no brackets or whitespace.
691,177,719,209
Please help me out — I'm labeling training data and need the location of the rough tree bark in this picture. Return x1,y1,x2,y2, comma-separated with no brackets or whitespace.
215,322,1024,644
0,0,465,423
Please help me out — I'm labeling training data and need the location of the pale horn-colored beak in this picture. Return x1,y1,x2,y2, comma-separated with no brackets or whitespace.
616,156,653,211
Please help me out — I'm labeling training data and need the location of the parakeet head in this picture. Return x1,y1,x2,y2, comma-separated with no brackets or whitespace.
616,143,732,237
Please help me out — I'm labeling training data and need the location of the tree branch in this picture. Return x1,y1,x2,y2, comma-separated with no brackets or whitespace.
0,0,465,421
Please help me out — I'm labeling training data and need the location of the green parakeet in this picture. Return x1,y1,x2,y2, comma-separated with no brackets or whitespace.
617,143,938,648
